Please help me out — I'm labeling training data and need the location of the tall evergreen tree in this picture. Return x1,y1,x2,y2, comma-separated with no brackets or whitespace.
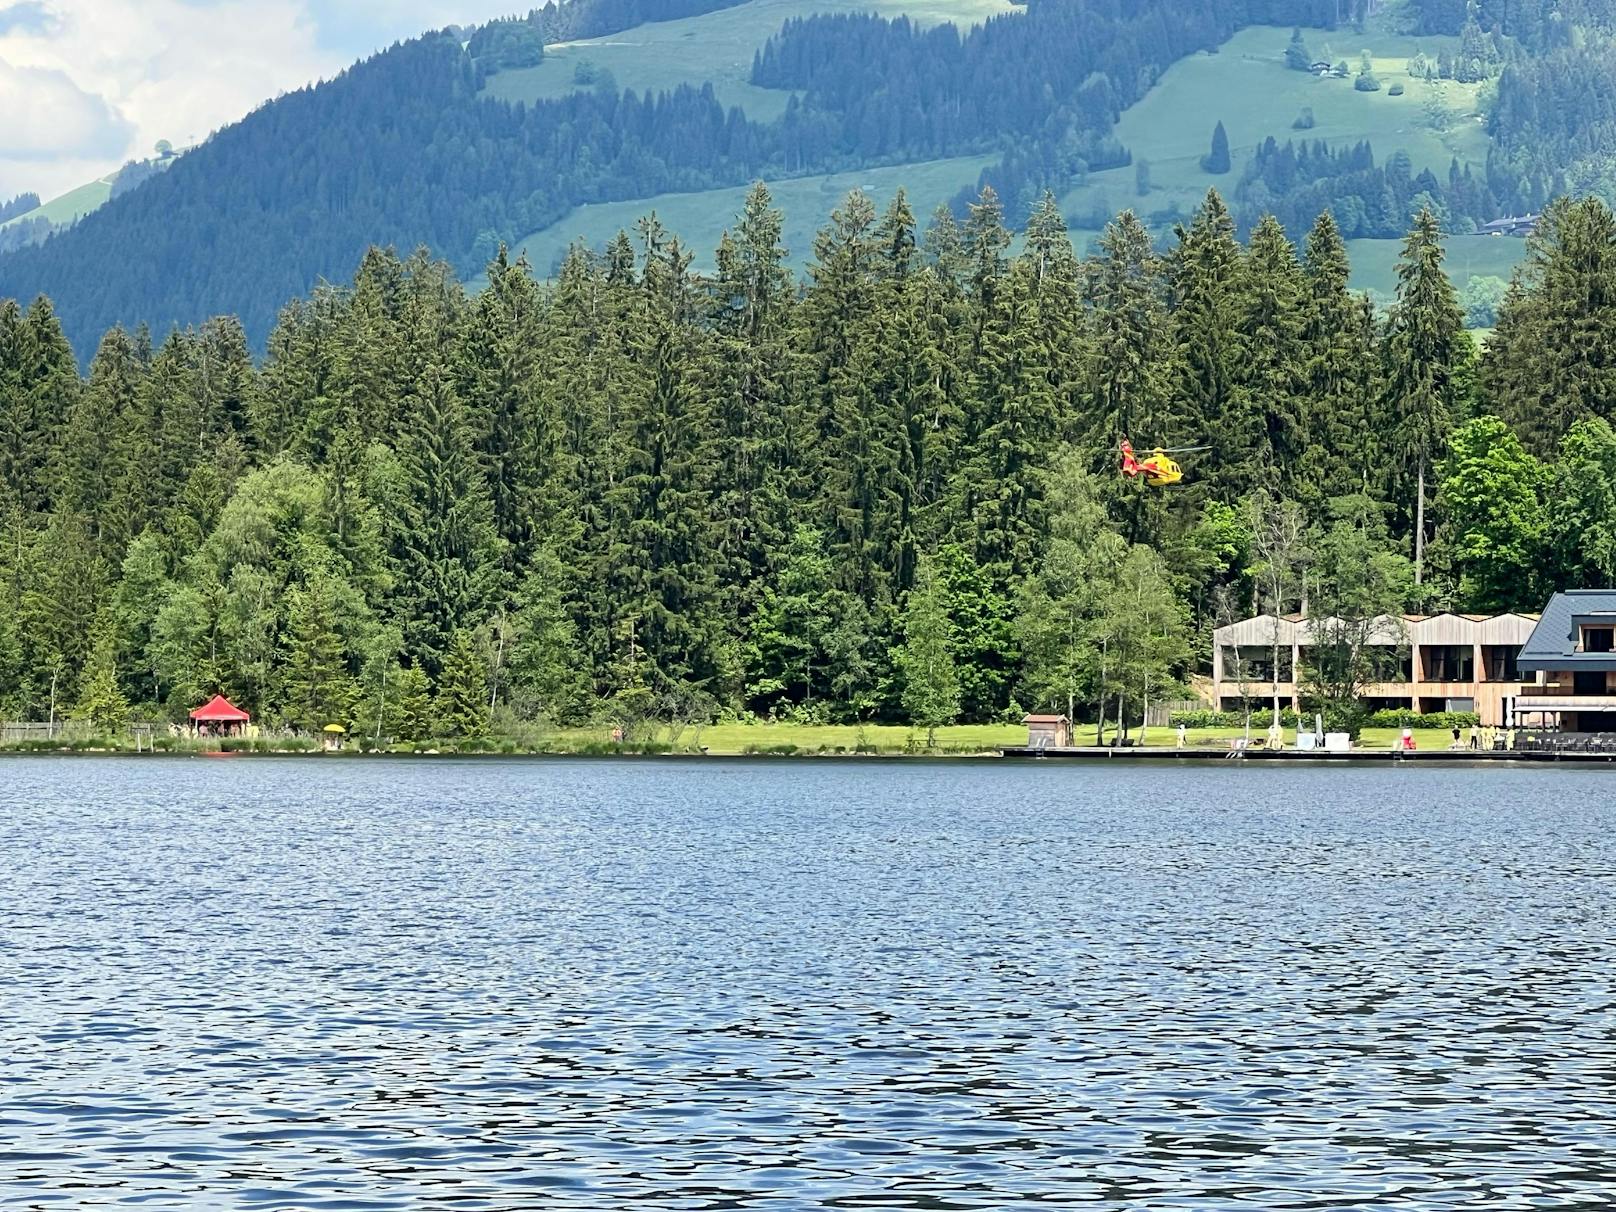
897,553,959,747
388,360,503,676
1384,208,1468,583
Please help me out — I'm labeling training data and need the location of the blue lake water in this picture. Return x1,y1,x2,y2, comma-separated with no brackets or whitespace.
2,756,1615,1209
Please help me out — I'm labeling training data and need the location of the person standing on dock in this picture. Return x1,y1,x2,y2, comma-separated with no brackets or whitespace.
1468,722,1480,750
1177,722,1186,749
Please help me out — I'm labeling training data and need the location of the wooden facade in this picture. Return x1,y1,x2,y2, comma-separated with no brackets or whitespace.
1211,612,1540,725
1023,714,1072,749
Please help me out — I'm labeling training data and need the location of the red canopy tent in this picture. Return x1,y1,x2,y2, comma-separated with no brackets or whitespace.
190,695,251,736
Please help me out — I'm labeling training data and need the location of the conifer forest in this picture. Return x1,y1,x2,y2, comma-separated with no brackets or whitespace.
2,185,1615,740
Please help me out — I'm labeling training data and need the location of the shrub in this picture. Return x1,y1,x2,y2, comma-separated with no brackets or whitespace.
1388,82,1405,96
1169,708,1302,729
1292,106,1316,130
1355,72,1381,91
1365,709,1480,730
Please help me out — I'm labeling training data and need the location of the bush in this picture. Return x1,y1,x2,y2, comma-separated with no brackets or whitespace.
1292,106,1316,130
1169,708,1302,729
1388,82,1405,96
1355,72,1381,91
1365,709,1480,730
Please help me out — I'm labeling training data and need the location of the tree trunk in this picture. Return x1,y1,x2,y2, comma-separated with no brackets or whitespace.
1095,636,1108,745
1414,457,1426,585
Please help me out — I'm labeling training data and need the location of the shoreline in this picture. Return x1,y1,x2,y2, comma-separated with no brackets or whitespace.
0,745,1612,766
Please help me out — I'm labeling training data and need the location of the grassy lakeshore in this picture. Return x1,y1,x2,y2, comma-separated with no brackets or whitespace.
0,723,1487,757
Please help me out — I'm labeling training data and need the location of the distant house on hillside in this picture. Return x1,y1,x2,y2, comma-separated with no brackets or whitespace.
1480,213,1540,237
1308,60,1333,74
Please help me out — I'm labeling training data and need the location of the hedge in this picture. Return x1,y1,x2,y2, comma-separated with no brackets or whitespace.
1172,707,1480,730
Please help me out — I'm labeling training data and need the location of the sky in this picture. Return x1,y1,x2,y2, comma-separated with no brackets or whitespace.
0,0,522,201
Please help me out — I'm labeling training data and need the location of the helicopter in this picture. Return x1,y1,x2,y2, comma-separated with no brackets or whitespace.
1119,439,1210,487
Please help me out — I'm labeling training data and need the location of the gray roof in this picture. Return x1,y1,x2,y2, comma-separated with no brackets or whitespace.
1518,591,1616,670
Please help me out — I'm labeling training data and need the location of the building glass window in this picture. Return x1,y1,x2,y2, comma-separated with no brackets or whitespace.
1221,646,1291,684
1485,646,1520,681
1574,670,1608,695
1423,645,1474,682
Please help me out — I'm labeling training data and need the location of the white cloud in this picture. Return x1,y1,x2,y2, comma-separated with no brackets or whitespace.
0,59,129,160
0,0,527,201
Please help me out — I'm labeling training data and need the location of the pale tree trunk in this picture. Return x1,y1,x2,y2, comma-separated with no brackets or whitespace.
1414,458,1426,586
1095,636,1108,746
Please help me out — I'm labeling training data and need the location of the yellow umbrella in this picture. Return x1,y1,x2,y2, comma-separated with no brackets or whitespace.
323,723,346,734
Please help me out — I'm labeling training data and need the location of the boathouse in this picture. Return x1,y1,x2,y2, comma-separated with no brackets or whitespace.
1022,714,1072,750
190,694,251,737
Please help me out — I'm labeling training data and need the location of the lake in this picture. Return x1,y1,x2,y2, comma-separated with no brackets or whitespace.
3,757,1614,1208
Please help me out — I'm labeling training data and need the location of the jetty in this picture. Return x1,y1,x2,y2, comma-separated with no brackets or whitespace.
999,744,1616,763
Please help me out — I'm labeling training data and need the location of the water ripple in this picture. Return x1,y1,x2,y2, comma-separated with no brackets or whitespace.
3,758,1615,1208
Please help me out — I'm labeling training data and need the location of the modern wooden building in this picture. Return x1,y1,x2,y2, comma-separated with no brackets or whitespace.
1211,611,1540,725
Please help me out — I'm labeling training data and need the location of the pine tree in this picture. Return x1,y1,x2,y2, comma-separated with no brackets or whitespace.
1169,190,1244,481
1234,215,1309,500
388,360,504,676
897,553,959,747
434,629,490,739
1384,208,1468,583
1202,121,1232,174
73,622,129,735
1302,211,1381,498
279,568,358,729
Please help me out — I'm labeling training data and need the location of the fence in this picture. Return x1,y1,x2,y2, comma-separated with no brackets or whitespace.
1145,700,1201,729
1,720,159,743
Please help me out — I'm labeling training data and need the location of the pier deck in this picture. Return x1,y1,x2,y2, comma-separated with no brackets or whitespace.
1000,745,1616,763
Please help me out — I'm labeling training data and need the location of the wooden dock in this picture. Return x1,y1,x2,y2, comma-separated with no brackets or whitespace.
999,745,1616,764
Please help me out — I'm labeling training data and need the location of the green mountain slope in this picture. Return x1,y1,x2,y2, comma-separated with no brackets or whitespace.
483,0,1015,121
497,18,1524,295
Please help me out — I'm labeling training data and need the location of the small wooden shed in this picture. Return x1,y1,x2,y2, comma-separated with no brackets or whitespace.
1023,713,1072,749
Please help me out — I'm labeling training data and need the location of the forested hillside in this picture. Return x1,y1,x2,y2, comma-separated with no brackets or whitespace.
1,184,1612,739
0,0,1411,355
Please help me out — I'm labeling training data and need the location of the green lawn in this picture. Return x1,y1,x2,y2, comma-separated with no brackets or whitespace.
502,154,994,279
1057,25,1503,295
0,175,113,231
482,0,1015,120
1059,25,1485,222
1347,233,1525,296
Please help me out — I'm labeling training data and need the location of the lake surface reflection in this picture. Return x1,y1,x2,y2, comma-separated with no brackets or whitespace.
3,757,1614,1208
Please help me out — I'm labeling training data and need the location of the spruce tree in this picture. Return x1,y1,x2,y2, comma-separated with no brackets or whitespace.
1202,121,1232,174
279,569,358,730
1085,211,1170,452
434,629,490,739
1302,211,1381,499
73,623,129,735
898,554,959,748
1384,208,1467,583
1486,197,1616,454
388,360,503,676
1169,190,1244,482
1234,215,1309,500
710,183,797,614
